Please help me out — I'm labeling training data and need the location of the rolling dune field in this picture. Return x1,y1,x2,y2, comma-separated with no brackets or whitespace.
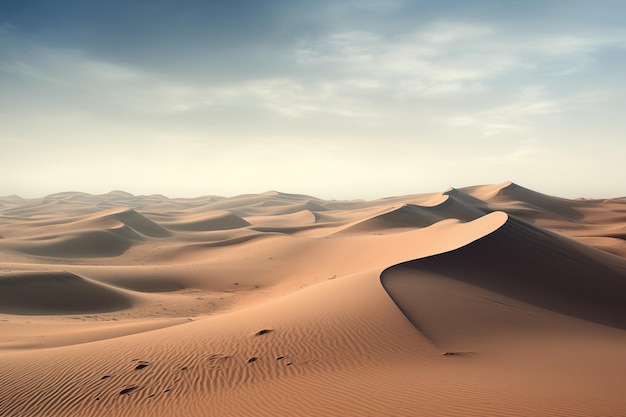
1,182,625,417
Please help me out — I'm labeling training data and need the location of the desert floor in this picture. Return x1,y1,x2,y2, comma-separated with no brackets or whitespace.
1,181,625,416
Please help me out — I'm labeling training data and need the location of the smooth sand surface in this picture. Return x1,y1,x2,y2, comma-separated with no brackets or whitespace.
1,182,625,416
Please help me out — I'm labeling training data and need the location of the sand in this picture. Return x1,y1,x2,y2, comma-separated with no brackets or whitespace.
0,181,625,416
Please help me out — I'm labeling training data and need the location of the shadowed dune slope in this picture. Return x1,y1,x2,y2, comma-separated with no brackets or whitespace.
442,187,490,208
382,213,626,332
335,195,488,235
421,193,489,221
463,181,584,220
165,211,250,231
0,271,134,314
85,208,171,238
334,205,441,234
11,230,135,258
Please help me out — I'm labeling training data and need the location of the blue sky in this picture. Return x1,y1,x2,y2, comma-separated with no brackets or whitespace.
1,0,626,199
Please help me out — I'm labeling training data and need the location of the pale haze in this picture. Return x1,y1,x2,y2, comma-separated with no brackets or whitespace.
1,0,625,199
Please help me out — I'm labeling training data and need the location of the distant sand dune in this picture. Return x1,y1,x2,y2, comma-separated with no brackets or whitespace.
88,270,188,293
0,271,134,314
82,207,171,238
5,229,135,258
334,195,487,235
245,209,316,227
164,211,250,231
464,181,584,220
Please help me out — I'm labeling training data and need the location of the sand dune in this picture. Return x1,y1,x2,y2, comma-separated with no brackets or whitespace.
334,204,442,234
334,196,488,236
164,211,250,231
463,181,584,221
0,271,134,314
83,208,171,238
1,183,625,417
5,229,135,258
382,212,626,346
245,209,316,227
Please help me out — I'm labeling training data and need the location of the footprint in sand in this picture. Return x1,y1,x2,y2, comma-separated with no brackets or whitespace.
119,387,137,395
442,351,474,357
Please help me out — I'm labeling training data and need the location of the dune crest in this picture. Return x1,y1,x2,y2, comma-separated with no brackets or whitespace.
83,207,171,238
382,212,626,348
164,211,250,231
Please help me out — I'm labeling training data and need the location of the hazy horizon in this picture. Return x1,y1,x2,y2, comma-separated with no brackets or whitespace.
2,0,625,200
3,179,623,202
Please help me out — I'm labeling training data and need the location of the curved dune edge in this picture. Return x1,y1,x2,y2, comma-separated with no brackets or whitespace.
332,194,490,236
380,212,626,347
0,271,136,314
7,230,135,258
164,211,250,231
463,181,584,220
82,207,172,238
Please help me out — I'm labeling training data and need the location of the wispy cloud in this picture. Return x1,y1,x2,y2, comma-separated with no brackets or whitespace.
293,23,509,91
3,18,623,126
443,85,562,135
480,144,541,165
2,1,626,198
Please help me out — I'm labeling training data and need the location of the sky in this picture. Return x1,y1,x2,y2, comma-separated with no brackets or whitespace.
1,0,626,199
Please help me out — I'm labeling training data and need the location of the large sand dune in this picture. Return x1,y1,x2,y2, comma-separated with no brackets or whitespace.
1,182,625,416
